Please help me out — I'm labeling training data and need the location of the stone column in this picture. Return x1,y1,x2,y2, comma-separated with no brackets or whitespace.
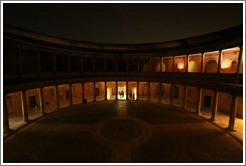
159,82,162,102
237,46,243,74
93,58,96,72
56,85,60,110
200,53,204,73
3,95,11,133
126,81,129,100
81,57,83,73
68,56,71,73
21,90,29,122
69,84,73,106
227,95,238,131
211,91,219,121
37,50,41,74
196,88,202,115
148,82,150,101
39,88,45,115
217,50,222,73
172,56,175,72
116,59,118,72
104,58,107,72
116,81,118,100
54,55,56,73
93,82,96,102
170,84,173,106
137,59,140,72
137,81,139,100
126,59,129,72
186,55,189,72
236,46,243,83
82,82,84,103
105,81,107,100
183,86,187,110
18,47,23,77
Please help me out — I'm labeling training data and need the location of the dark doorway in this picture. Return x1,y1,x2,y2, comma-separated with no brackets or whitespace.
29,96,37,108
66,90,70,100
204,96,211,107
173,86,178,98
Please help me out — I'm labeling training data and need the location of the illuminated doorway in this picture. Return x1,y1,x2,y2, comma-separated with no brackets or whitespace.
128,82,137,100
117,82,126,100
106,82,116,100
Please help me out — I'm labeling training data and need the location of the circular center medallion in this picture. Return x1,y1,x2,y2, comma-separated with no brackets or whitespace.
101,119,143,141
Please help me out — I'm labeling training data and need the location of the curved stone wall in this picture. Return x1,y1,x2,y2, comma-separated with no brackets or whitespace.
3,25,243,141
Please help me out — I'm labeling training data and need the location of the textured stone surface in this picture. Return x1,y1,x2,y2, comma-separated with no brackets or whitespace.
3,101,243,163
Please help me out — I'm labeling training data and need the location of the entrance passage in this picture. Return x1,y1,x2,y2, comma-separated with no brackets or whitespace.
118,86,126,100
128,87,137,100
117,82,127,100
128,82,137,100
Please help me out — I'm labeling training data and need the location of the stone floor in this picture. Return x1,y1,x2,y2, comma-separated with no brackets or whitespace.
3,101,243,163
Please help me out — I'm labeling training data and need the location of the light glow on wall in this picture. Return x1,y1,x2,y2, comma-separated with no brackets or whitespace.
107,88,111,100
177,63,184,70
221,60,231,69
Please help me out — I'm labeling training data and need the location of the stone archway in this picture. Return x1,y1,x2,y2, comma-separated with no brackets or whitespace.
205,60,217,73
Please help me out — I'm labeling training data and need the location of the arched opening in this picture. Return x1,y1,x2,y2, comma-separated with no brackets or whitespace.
156,62,165,72
205,60,218,73
188,61,198,72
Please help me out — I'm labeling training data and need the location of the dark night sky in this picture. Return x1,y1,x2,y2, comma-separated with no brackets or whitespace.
3,3,243,44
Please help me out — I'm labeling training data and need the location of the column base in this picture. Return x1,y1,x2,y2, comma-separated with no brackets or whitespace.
209,118,215,121
3,128,13,134
40,112,46,116
226,127,236,132
23,119,30,123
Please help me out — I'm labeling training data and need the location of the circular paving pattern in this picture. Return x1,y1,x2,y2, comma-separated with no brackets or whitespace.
101,119,143,142
91,116,153,148
3,101,243,163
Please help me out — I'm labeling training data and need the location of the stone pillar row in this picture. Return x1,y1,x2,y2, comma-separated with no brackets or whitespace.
32,46,243,79
3,81,240,134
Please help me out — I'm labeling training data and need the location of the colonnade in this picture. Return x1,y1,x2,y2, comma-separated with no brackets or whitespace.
3,81,240,134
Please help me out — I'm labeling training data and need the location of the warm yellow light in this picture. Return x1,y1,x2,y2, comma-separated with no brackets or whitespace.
107,88,111,100
177,63,184,70
221,60,231,69
133,88,137,100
